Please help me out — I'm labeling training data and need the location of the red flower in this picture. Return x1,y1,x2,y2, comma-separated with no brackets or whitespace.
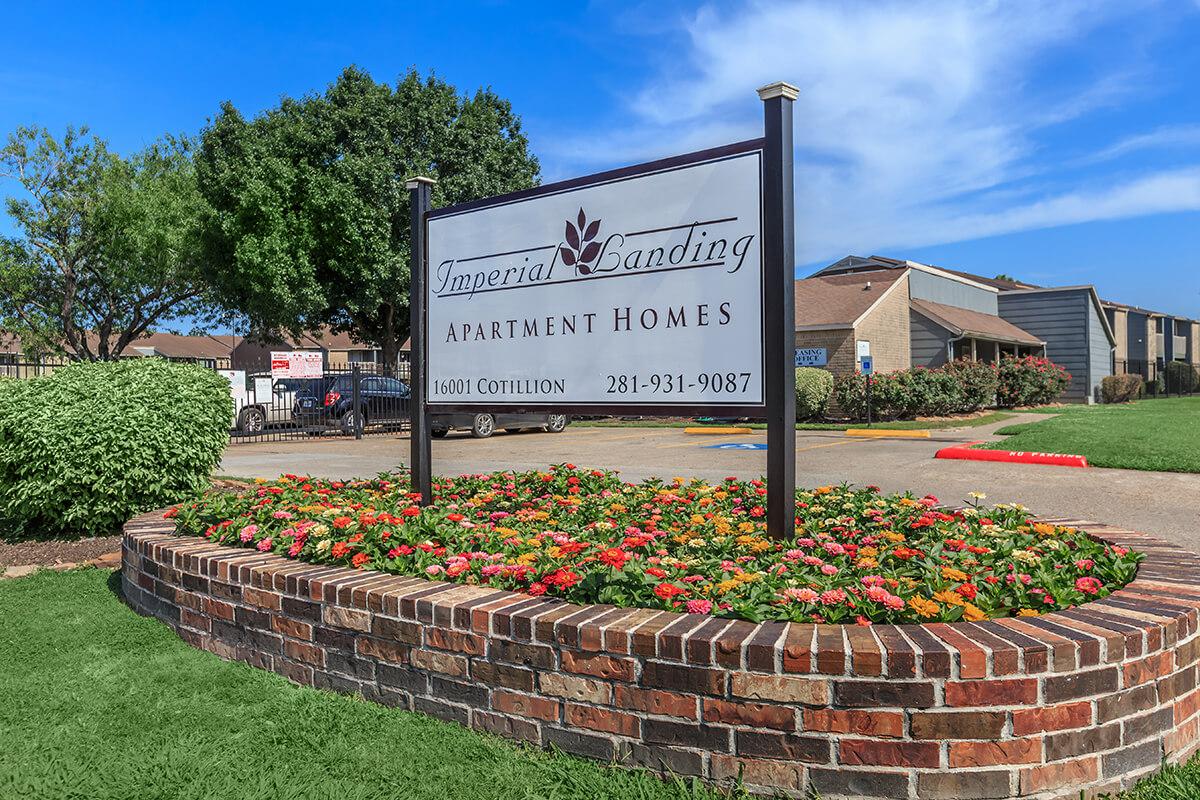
654,583,687,600
645,567,667,578
598,548,629,569
331,541,351,558
351,552,370,568
446,513,465,522
333,516,353,529
956,583,978,600
402,507,421,517
527,582,548,596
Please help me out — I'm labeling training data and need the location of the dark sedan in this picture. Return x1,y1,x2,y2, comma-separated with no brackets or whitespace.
293,375,410,434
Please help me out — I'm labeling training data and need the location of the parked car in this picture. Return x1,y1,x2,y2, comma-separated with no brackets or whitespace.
235,375,319,433
431,412,569,439
293,375,410,434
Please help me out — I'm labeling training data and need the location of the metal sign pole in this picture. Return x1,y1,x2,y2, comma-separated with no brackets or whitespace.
407,176,435,504
758,82,798,541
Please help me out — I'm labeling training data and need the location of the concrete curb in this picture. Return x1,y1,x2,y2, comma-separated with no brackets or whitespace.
936,442,1089,468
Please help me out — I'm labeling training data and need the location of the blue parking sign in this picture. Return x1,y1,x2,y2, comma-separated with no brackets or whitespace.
860,357,873,375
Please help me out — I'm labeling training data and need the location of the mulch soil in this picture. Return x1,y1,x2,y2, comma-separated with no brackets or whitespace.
0,535,123,569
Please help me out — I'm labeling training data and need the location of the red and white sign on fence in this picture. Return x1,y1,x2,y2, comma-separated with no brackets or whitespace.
270,351,323,379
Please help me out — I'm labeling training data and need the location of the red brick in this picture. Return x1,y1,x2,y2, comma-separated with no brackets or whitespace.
803,709,903,738
1012,701,1092,735
781,623,815,673
613,685,697,719
410,648,468,678
839,739,939,769
425,627,486,655
492,689,560,721
944,677,1038,706
703,698,795,731
323,605,371,632
561,650,636,682
205,598,236,622
284,639,325,667
355,636,409,663
565,703,640,736
1020,756,1098,794
271,616,313,640
1125,650,1175,687
641,661,724,695
948,738,1041,768
242,586,282,610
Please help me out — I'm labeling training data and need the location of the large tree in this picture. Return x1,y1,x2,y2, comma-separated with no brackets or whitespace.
0,127,215,360
195,66,540,371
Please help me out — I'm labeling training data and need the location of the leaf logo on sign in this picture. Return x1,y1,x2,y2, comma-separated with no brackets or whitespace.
559,208,602,275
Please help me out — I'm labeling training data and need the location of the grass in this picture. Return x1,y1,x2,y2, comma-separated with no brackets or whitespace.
982,396,1200,473
572,411,1015,432
0,569,730,800
0,568,1192,800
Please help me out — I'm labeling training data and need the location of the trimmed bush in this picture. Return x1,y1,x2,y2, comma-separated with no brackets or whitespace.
1165,361,1200,394
0,359,232,540
943,358,999,412
903,367,964,417
1102,373,1143,404
794,367,833,420
996,355,1071,408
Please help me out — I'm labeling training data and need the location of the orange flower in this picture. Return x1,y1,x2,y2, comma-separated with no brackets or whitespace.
908,596,940,618
963,603,986,622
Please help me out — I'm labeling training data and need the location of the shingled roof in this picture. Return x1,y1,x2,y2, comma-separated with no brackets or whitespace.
910,298,1044,345
794,268,905,329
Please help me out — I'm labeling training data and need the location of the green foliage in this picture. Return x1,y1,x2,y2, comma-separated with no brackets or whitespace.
1165,361,1200,394
0,360,231,539
0,127,216,359
1102,373,1144,404
943,358,999,411
793,367,833,420
196,66,541,369
995,355,1071,408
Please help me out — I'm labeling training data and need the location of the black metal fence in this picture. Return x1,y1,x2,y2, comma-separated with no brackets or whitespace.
225,359,412,444
1115,358,1200,398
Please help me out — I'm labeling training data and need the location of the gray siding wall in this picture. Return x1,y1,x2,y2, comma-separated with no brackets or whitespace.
908,270,998,314
1087,300,1113,400
1127,312,1148,361
910,309,951,368
997,290,1093,401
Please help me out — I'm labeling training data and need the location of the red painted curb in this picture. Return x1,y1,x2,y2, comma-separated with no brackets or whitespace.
935,441,1089,468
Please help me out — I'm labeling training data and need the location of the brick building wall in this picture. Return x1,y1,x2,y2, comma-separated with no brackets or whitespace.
1109,309,1129,368
854,273,912,374
124,511,1200,800
793,328,854,375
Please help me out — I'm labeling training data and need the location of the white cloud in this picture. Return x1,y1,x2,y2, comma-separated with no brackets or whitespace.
540,0,1200,263
1080,124,1200,164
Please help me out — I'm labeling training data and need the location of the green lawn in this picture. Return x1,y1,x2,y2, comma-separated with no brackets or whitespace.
983,397,1200,473
0,569,727,800
572,411,1015,432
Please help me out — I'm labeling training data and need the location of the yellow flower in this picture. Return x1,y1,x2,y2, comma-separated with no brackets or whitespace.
715,580,739,595
884,531,906,543
858,546,879,558
1013,549,1039,564
932,590,964,607
734,572,761,584
547,546,562,559
315,539,332,554
1017,608,1039,617
908,596,940,618
1033,522,1058,537
963,603,986,622
608,503,627,514
814,486,833,495
515,553,538,565
968,491,987,501
855,557,878,569
940,566,969,582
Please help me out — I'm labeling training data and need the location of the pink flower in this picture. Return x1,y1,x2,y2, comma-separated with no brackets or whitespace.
425,565,444,576
819,589,846,605
820,564,839,576
446,562,469,577
1075,576,1103,596
288,541,304,557
783,588,819,603
272,510,293,520
685,599,713,614
861,575,886,588
256,538,272,552
239,524,258,542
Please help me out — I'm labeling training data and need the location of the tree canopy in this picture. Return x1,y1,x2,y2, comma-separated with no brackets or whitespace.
195,66,540,370
0,127,215,360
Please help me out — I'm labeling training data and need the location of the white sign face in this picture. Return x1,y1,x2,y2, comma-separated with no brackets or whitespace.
426,147,764,407
856,340,871,359
253,377,274,403
794,348,828,367
270,351,323,379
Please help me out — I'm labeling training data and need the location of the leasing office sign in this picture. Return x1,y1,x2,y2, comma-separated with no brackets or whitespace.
425,141,765,410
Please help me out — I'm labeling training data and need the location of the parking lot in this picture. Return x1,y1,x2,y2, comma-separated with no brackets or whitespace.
220,416,1200,551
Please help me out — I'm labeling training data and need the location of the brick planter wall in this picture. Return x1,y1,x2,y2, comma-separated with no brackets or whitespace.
123,511,1200,800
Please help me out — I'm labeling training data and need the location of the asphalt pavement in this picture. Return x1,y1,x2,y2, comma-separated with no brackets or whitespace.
219,415,1200,551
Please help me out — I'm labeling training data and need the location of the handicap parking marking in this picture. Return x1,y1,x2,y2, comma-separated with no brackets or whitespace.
703,442,768,450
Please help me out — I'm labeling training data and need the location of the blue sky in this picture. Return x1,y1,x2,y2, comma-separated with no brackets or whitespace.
3,0,1199,317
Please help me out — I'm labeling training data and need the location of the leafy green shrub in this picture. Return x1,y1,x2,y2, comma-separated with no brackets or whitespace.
0,359,232,539
794,367,833,420
832,371,916,420
943,359,999,412
1165,361,1200,394
903,367,964,417
996,355,1071,408
1101,374,1143,404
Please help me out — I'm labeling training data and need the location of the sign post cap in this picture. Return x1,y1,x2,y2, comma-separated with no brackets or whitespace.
405,176,437,189
757,81,800,101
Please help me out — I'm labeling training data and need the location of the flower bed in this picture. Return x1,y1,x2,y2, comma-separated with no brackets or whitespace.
170,466,1140,625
